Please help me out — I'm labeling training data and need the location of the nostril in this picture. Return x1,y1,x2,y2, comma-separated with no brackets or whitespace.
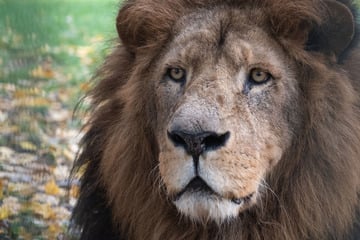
202,132,230,151
167,131,187,148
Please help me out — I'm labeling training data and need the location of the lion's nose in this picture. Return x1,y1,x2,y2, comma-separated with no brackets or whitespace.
167,130,230,157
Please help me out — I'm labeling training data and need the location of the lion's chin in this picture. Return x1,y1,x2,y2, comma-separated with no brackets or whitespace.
173,191,254,224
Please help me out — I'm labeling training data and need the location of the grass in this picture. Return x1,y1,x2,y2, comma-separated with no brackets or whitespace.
0,0,119,85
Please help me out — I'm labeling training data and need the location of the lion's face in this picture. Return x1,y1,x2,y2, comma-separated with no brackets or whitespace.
153,8,300,223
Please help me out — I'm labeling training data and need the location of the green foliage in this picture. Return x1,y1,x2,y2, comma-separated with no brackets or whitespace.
0,0,118,85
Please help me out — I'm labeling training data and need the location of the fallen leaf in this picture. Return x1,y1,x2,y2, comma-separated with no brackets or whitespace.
19,141,37,152
69,185,79,198
46,223,62,239
80,82,91,92
44,179,60,196
30,202,56,220
14,97,50,107
30,59,55,79
13,88,41,98
0,207,10,220
0,125,19,135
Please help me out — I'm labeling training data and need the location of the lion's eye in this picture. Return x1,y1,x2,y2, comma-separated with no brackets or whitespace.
249,68,271,84
167,68,186,82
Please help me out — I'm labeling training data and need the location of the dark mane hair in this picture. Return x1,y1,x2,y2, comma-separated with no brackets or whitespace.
71,0,360,239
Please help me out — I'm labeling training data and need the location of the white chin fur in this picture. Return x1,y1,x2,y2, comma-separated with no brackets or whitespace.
173,191,241,224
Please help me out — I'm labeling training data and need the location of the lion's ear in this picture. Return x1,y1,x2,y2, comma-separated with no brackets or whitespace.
270,0,355,60
116,1,181,53
306,1,355,58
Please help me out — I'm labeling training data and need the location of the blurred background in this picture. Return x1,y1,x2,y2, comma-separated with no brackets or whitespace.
0,0,359,239
0,0,118,239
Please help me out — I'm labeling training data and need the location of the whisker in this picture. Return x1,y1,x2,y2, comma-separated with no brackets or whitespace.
257,178,291,226
149,163,167,198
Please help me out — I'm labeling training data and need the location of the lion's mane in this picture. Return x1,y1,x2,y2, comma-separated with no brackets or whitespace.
71,0,360,239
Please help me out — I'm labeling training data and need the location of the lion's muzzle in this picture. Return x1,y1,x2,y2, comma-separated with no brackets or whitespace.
163,112,259,221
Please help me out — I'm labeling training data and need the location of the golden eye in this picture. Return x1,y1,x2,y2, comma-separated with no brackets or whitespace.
168,68,186,82
250,68,271,83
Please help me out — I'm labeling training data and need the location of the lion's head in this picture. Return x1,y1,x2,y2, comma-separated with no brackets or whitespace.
154,8,299,222
72,0,360,239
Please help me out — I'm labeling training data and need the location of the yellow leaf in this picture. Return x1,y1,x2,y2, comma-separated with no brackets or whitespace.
0,206,10,220
14,97,50,107
44,179,60,196
0,125,19,135
80,82,91,92
47,224,62,239
14,88,40,98
30,63,55,79
19,141,37,151
70,185,79,198
31,202,56,220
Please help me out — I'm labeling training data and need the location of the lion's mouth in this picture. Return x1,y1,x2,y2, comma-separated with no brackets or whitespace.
174,177,215,200
171,176,254,205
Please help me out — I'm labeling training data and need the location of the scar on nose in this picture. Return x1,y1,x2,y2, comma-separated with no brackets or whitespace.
216,95,224,106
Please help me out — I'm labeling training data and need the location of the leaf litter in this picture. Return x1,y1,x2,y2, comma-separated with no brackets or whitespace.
0,1,115,238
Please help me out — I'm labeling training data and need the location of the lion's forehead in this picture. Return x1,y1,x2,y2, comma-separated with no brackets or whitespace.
163,8,287,77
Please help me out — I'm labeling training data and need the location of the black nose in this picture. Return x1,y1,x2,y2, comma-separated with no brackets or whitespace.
167,130,230,156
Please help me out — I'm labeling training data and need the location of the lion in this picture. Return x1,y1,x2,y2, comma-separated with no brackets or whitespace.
70,0,360,239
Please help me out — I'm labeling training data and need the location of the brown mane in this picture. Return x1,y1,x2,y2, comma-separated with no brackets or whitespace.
71,0,360,239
